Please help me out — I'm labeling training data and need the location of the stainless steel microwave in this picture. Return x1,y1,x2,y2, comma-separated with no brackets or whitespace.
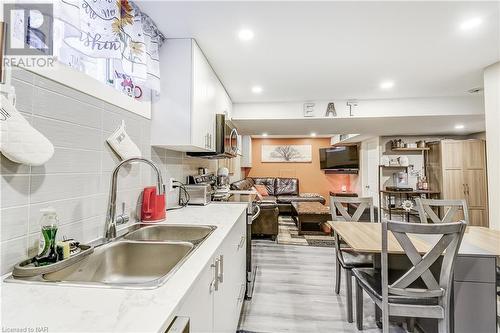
187,114,239,159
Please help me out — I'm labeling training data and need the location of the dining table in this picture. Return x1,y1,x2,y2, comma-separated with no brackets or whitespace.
328,221,500,333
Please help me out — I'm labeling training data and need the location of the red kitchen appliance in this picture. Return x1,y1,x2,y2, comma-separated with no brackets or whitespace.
141,186,166,222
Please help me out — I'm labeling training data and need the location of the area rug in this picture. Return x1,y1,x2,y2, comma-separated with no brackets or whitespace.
277,216,334,247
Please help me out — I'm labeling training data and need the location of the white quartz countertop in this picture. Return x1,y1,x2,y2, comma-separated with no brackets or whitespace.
1,203,248,333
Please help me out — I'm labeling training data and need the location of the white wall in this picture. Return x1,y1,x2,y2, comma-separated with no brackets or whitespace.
484,62,500,230
233,96,484,119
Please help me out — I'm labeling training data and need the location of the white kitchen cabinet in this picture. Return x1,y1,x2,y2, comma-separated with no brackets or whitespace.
213,215,246,332
240,135,252,167
151,39,224,152
215,80,232,120
175,257,215,332
176,213,247,333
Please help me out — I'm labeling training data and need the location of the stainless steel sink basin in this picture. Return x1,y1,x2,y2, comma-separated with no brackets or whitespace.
6,224,217,289
42,241,193,288
125,224,216,244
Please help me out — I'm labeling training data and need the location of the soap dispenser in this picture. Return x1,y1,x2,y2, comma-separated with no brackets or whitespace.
34,207,59,266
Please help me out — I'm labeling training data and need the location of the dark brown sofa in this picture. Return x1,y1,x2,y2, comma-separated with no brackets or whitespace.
231,177,326,215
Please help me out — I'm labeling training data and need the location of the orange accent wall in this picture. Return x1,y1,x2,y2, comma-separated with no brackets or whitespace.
248,138,353,200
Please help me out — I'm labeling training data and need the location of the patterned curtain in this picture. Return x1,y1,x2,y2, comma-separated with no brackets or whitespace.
52,0,165,99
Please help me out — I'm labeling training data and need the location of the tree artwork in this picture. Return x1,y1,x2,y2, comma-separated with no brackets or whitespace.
270,146,302,161
262,145,312,163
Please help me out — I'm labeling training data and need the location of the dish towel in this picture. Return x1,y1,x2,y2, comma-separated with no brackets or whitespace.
106,120,142,160
0,95,54,166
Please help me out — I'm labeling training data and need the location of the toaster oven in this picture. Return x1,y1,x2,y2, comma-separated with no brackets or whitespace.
184,184,212,205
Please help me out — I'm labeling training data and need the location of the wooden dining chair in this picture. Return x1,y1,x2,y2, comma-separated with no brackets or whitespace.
353,220,466,333
330,196,375,323
416,198,469,224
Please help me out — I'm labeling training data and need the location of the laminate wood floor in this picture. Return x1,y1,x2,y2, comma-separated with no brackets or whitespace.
238,240,407,333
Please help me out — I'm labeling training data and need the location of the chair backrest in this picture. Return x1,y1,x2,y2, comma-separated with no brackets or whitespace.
416,198,469,224
381,220,466,303
330,196,375,223
330,196,375,264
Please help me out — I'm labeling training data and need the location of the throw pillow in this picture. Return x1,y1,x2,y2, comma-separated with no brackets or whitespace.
254,185,269,196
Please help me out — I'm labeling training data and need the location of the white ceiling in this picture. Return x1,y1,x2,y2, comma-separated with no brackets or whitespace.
140,1,499,103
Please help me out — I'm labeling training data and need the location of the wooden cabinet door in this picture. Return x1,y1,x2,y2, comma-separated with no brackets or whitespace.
463,140,486,170
213,214,247,333
442,169,467,200
468,209,488,227
176,257,215,333
441,141,464,170
464,169,488,209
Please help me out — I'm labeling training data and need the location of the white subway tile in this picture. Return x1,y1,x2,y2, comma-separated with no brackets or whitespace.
31,147,101,174
33,87,102,129
1,237,27,275
30,174,101,204
33,116,101,151
0,206,29,241
1,175,30,208
28,194,106,233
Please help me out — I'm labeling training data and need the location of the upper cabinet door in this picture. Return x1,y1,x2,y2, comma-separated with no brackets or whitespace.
192,41,217,152
441,141,464,170
462,140,486,170
151,39,221,152
215,81,232,119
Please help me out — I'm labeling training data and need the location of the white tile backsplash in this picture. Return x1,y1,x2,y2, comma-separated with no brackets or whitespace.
1,207,29,241
1,175,30,208
33,87,102,129
0,68,219,274
31,148,101,174
33,116,102,151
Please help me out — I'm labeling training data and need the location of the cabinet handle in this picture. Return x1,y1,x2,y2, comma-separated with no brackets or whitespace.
217,255,224,283
211,259,219,291
237,235,245,250
466,184,470,195
462,184,466,195
237,283,246,302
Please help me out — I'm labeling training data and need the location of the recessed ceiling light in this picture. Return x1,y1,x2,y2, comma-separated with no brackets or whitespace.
380,80,395,90
238,29,254,41
460,17,482,31
455,124,465,130
262,133,268,137
251,86,263,94
310,132,317,137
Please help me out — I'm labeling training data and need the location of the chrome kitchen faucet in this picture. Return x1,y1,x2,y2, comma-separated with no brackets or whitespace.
104,157,164,240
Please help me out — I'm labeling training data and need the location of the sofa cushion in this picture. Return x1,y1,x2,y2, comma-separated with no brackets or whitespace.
254,184,269,196
252,178,276,196
275,178,299,195
230,178,254,191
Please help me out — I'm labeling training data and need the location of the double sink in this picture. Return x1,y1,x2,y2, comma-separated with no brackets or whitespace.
10,224,216,289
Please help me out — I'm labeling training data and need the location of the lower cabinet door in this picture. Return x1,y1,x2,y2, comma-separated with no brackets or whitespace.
177,257,216,333
213,214,247,333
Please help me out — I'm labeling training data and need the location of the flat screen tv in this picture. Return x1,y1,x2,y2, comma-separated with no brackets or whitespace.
319,146,359,172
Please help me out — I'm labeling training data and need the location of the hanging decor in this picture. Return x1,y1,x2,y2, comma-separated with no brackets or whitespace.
50,0,165,98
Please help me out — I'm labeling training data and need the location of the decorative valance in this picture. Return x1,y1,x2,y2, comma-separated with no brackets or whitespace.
52,0,165,99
